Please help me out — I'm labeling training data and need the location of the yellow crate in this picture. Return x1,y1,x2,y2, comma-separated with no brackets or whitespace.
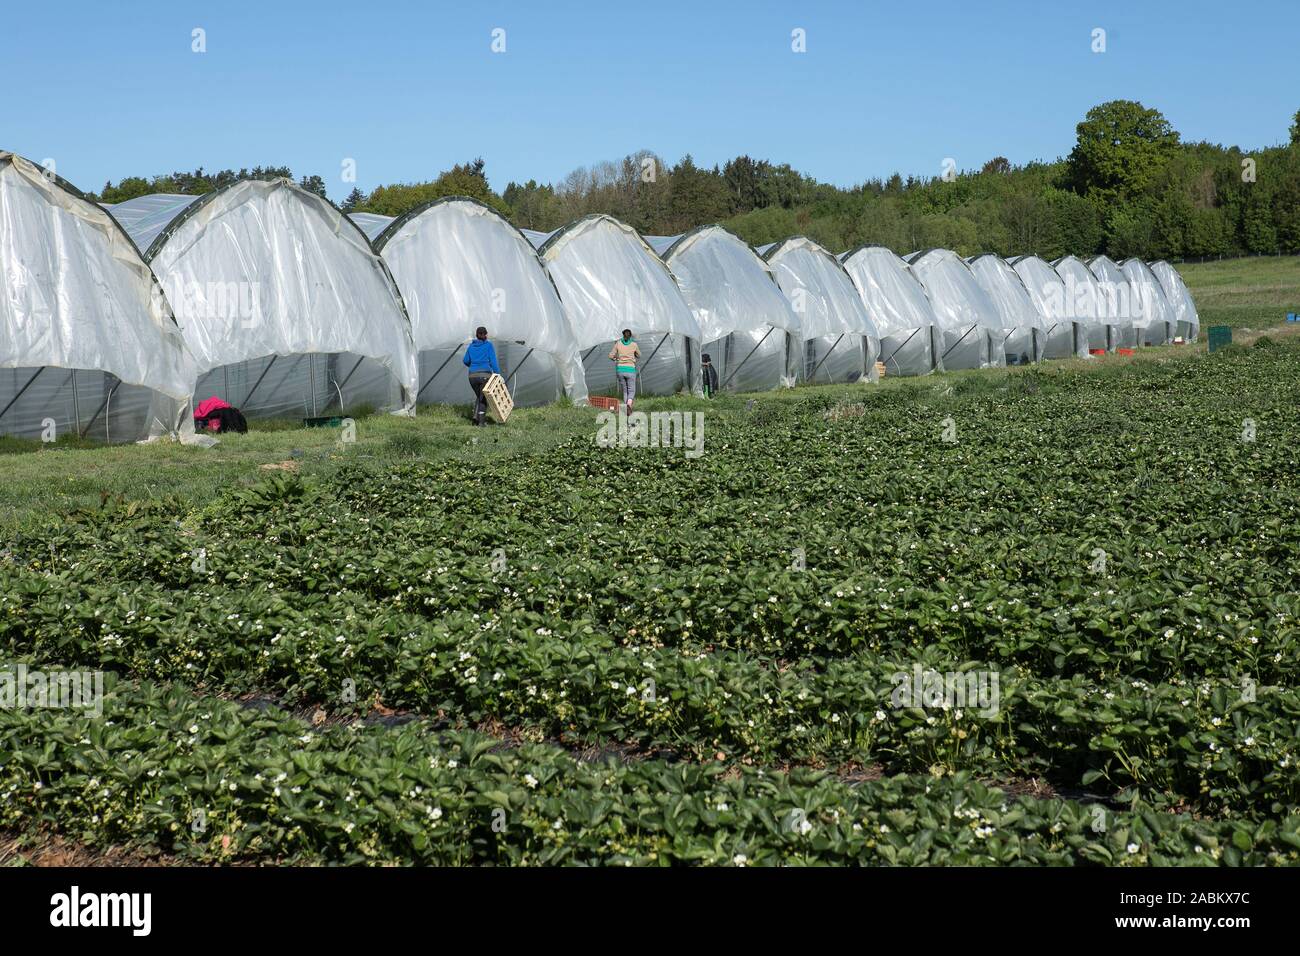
483,373,513,423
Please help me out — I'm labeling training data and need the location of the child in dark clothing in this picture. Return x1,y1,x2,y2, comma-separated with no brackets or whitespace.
701,353,719,398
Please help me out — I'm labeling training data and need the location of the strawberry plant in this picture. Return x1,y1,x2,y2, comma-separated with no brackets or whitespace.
3,340,1299,862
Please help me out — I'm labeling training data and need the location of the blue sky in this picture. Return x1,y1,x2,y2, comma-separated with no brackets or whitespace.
3,0,1297,200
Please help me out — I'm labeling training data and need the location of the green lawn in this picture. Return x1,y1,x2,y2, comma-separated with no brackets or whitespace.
1178,254,1300,330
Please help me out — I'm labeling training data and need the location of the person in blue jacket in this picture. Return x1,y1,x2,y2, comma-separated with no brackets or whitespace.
462,326,502,426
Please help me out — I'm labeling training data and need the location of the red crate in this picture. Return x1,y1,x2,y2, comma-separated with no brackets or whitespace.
588,396,620,411
1117,347,1135,356
1089,348,1107,356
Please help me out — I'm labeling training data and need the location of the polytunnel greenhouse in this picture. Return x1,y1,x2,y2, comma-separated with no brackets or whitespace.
1007,255,1089,359
1,151,192,442
645,226,800,392
904,249,1003,370
761,237,879,385
350,197,586,407
1120,258,1177,346
1086,255,1141,348
839,245,943,376
1054,255,1117,352
108,178,417,419
1150,260,1200,342
524,214,700,397
966,254,1045,365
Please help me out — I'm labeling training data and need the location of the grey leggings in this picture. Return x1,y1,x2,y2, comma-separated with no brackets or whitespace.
617,372,636,407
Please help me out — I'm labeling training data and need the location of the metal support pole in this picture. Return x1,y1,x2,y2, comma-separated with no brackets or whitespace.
721,325,777,390
806,333,846,383
417,343,466,400
940,325,979,363
0,367,45,424
79,376,121,438
879,326,920,372
241,355,280,411
71,369,81,435
505,348,536,390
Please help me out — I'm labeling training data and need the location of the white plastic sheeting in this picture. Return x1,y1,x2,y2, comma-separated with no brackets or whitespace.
353,198,587,408
966,254,1045,365
1,152,192,442
106,193,200,257
905,249,1003,370
1086,256,1143,347
1120,258,1177,346
647,226,800,392
1054,256,1118,352
348,212,393,243
761,237,880,385
1150,260,1200,342
1007,256,1089,360
111,179,418,419
840,245,942,376
526,215,701,397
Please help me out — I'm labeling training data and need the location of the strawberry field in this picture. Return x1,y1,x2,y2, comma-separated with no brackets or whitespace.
2,340,1299,865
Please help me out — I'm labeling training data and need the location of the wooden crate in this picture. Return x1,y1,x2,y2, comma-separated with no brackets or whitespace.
874,361,886,379
482,373,513,423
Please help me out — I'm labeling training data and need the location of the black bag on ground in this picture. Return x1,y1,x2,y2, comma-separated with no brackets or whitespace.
196,406,248,434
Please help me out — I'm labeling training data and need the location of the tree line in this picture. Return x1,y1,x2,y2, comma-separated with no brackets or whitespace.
88,100,1300,262
94,167,328,204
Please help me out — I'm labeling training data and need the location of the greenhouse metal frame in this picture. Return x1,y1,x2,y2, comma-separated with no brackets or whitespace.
109,177,418,420
525,214,702,398
1149,260,1201,342
1,151,192,443
905,249,1004,370
647,225,801,392
1086,255,1142,348
351,196,587,407
966,253,1046,365
761,236,880,385
840,244,944,376
1054,255,1118,352
1119,258,1177,347
1006,255,1090,359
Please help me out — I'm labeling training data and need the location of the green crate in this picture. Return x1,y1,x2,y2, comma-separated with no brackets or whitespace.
1207,326,1233,353
303,416,344,428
